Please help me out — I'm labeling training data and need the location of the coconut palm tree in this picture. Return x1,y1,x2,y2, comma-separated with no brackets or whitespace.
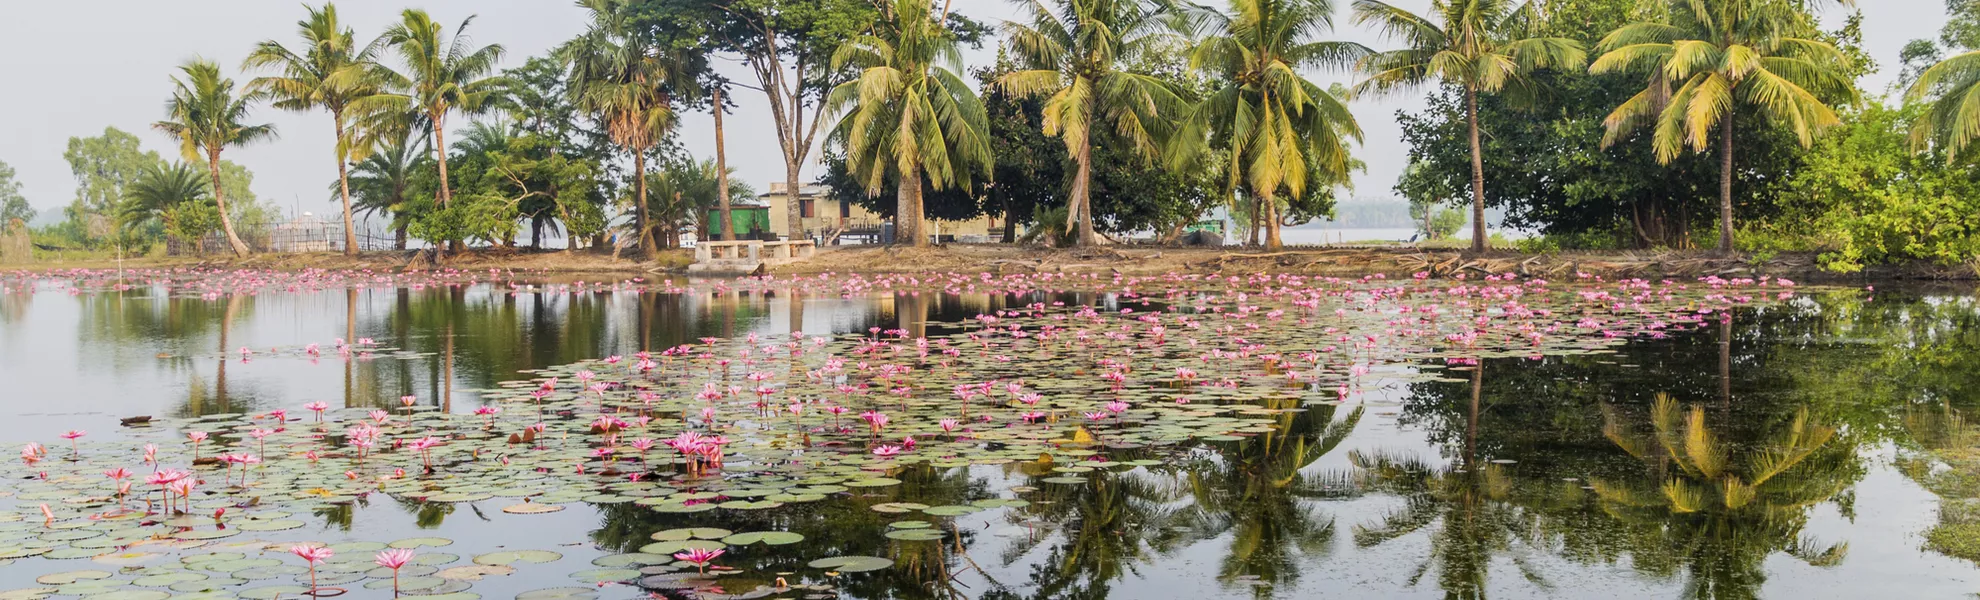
346,130,431,250
245,3,397,256
1906,41,1980,159
826,0,994,248
378,9,507,217
1352,0,1586,253
1174,0,1367,250
996,0,1186,247
563,0,700,260
118,161,210,239
153,59,277,257
1589,0,1854,253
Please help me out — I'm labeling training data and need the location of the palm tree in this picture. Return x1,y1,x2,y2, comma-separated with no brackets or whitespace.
826,0,994,248
1175,0,1366,250
378,8,507,250
1905,37,1980,159
1352,0,1586,253
245,2,396,256
563,0,698,260
996,0,1186,247
119,161,210,239
153,59,277,257
1589,0,1854,253
346,131,431,250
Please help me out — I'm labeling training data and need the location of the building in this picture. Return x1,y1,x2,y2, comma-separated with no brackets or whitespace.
757,182,1012,244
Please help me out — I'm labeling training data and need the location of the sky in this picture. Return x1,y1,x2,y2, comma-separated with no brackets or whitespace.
0,0,1949,219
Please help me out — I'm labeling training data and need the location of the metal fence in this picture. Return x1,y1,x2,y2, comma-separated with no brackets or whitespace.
165,221,406,256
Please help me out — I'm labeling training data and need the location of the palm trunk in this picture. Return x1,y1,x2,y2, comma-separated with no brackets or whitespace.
431,113,456,257
1718,113,1735,253
1248,197,1260,247
207,149,250,256
1465,88,1487,254
333,112,358,256
1069,128,1098,247
715,86,736,243
1263,193,1282,250
1003,195,1017,243
899,165,926,247
635,151,654,260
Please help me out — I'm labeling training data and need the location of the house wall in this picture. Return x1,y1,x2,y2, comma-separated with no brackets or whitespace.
760,184,1013,242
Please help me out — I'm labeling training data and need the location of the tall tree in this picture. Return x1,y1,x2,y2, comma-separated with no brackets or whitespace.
656,0,878,243
0,160,29,228
827,0,994,247
246,2,396,256
63,128,165,238
1353,0,1587,253
997,0,1184,247
379,8,508,247
1590,0,1855,252
153,59,277,256
565,0,700,259
1175,0,1365,249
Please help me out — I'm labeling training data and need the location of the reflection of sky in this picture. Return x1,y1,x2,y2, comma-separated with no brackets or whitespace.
3,281,1980,598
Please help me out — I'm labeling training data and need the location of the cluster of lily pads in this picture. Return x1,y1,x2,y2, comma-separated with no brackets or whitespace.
0,269,1800,599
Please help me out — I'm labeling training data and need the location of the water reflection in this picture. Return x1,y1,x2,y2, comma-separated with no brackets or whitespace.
8,282,1980,597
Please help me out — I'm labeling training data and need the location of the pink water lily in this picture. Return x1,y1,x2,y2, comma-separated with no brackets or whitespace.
673,547,725,574
375,548,415,593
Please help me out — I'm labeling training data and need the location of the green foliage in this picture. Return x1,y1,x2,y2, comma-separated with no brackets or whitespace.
1776,101,1980,271
63,127,166,245
118,162,208,239
0,160,28,227
1427,208,1465,240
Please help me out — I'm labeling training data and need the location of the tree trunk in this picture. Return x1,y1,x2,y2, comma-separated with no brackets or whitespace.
1003,195,1017,243
1424,202,1434,241
207,149,251,256
394,225,407,251
1069,128,1099,247
634,151,654,260
1248,197,1260,247
715,86,736,243
1263,193,1282,250
1718,113,1736,254
334,111,358,256
899,165,926,247
431,112,456,257
1465,88,1487,254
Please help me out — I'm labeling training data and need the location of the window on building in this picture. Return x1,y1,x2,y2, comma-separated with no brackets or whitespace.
839,200,851,219
799,198,815,218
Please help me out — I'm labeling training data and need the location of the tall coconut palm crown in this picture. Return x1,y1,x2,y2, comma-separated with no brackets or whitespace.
996,0,1186,247
1352,0,1585,253
153,59,278,257
826,0,994,248
245,3,398,256
1589,0,1855,252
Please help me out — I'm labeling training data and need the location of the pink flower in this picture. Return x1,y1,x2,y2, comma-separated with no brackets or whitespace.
186,432,208,443
673,547,724,573
290,545,333,564
938,419,959,433
873,445,902,458
374,548,415,569
474,406,500,416
400,395,417,407
60,430,85,440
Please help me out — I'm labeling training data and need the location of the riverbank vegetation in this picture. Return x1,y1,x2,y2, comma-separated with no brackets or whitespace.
4,0,1980,271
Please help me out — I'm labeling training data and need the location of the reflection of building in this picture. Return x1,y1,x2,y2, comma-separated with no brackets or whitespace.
757,182,1011,244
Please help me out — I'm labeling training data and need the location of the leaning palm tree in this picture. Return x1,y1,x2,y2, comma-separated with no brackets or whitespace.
1589,0,1855,253
378,9,507,213
563,0,699,260
997,0,1186,247
827,0,994,248
1907,41,1980,159
1175,0,1366,250
153,59,277,256
245,3,397,256
1352,0,1586,253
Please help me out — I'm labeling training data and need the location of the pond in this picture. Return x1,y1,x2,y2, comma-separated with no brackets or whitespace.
0,269,1976,599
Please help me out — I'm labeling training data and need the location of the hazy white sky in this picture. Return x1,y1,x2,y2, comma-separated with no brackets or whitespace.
0,0,1947,216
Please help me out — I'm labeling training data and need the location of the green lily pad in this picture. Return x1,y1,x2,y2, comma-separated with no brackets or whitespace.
808,555,895,572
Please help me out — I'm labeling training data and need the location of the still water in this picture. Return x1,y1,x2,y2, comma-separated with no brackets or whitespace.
1,274,1978,599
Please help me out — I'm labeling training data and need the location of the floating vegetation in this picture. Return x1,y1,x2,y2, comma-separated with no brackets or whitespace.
0,269,1804,597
